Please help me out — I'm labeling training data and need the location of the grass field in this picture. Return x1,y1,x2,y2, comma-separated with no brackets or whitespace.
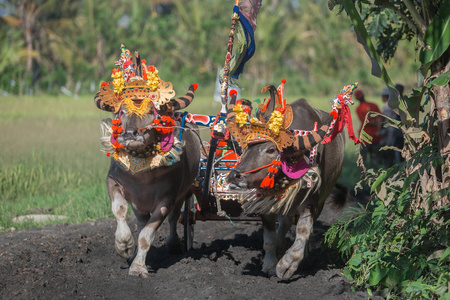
0,89,364,231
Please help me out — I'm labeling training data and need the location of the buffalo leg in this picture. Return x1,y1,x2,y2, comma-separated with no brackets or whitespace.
107,178,135,258
276,208,313,279
166,198,184,253
129,203,170,277
276,215,292,258
261,214,277,275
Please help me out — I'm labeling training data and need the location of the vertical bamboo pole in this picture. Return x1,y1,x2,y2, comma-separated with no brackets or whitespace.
220,0,240,114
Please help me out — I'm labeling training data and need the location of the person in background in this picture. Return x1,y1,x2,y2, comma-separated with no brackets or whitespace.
355,89,382,168
380,84,404,167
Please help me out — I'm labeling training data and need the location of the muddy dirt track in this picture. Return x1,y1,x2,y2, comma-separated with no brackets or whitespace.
0,195,382,300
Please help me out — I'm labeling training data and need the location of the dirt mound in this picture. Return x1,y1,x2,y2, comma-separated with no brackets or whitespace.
0,195,382,300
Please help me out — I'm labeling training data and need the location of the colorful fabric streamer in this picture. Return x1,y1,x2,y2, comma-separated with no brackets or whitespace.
229,0,262,79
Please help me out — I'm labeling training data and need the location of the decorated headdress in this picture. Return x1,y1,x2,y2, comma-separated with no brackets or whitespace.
95,44,197,114
226,79,333,151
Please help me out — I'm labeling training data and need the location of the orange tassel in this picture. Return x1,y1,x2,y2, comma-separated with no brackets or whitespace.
268,177,274,188
268,166,278,174
260,175,271,188
260,175,274,189
330,110,338,119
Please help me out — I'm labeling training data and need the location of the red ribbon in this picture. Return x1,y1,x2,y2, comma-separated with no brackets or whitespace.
322,104,360,144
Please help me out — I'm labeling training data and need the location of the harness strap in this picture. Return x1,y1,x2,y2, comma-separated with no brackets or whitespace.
241,162,273,174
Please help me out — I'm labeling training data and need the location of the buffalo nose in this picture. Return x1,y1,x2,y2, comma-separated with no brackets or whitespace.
230,170,243,181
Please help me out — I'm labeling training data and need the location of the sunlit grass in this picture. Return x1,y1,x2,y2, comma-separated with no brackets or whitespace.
1,92,362,231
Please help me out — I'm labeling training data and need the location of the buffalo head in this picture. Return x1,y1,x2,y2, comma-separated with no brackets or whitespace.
114,100,159,158
226,80,333,191
94,47,197,159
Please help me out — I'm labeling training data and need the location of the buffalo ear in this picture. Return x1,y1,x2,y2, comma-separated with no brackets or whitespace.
94,84,121,113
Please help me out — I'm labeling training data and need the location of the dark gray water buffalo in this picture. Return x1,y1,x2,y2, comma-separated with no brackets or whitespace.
95,49,200,277
227,83,347,279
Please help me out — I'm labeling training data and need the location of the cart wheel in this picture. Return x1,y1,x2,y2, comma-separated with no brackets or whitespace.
183,195,195,251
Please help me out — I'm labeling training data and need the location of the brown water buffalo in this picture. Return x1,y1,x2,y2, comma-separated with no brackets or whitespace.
95,49,200,277
227,84,347,279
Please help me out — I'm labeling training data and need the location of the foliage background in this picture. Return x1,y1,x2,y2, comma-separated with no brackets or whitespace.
0,0,418,98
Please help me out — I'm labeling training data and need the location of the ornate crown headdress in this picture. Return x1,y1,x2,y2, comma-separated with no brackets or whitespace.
95,44,179,113
227,79,295,151
227,79,334,152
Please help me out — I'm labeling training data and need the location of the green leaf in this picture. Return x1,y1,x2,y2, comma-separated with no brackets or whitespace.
348,252,363,268
372,201,385,219
425,70,450,87
405,280,429,293
437,247,450,265
419,5,450,68
367,13,386,38
385,268,402,288
343,266,354,280
368,263,388,286
360,129,373,144
370,168,392,194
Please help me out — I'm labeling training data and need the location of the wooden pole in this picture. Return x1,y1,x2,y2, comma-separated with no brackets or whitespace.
220,0,240,114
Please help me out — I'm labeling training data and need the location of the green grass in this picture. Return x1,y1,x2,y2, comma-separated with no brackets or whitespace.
0,92,362,231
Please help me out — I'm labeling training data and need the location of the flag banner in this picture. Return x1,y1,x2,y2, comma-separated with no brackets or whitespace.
222,0,262,80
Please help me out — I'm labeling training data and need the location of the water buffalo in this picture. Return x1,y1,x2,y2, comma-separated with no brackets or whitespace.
227,82,347,279
95,47,200,277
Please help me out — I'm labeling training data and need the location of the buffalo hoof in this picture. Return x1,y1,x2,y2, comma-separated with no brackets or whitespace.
115,235,136,259
129,263,149,278
166,236,182,254
276,254,300,279
262,253,278,277
262,265,277,277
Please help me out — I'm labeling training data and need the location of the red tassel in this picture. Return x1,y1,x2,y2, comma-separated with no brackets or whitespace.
330,110,338,119
268,166,278,174
260,175,271,188
260,175,274,189
268,177,274,188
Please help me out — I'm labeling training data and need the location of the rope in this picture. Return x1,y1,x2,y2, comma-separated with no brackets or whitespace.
241,162,273,174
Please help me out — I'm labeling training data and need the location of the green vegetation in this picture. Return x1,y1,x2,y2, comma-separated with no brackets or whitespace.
0,0,417,97
325,1,449,299
326,142,450,299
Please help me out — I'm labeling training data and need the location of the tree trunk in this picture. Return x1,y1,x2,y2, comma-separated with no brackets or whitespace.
21,1,37,79
431,51,450,205
95,35,106,79
433,59,450,156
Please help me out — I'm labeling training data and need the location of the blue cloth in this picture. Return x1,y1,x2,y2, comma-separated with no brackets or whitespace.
232,5,256,79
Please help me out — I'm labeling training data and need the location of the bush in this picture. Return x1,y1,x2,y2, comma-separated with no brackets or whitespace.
325,142,450,299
